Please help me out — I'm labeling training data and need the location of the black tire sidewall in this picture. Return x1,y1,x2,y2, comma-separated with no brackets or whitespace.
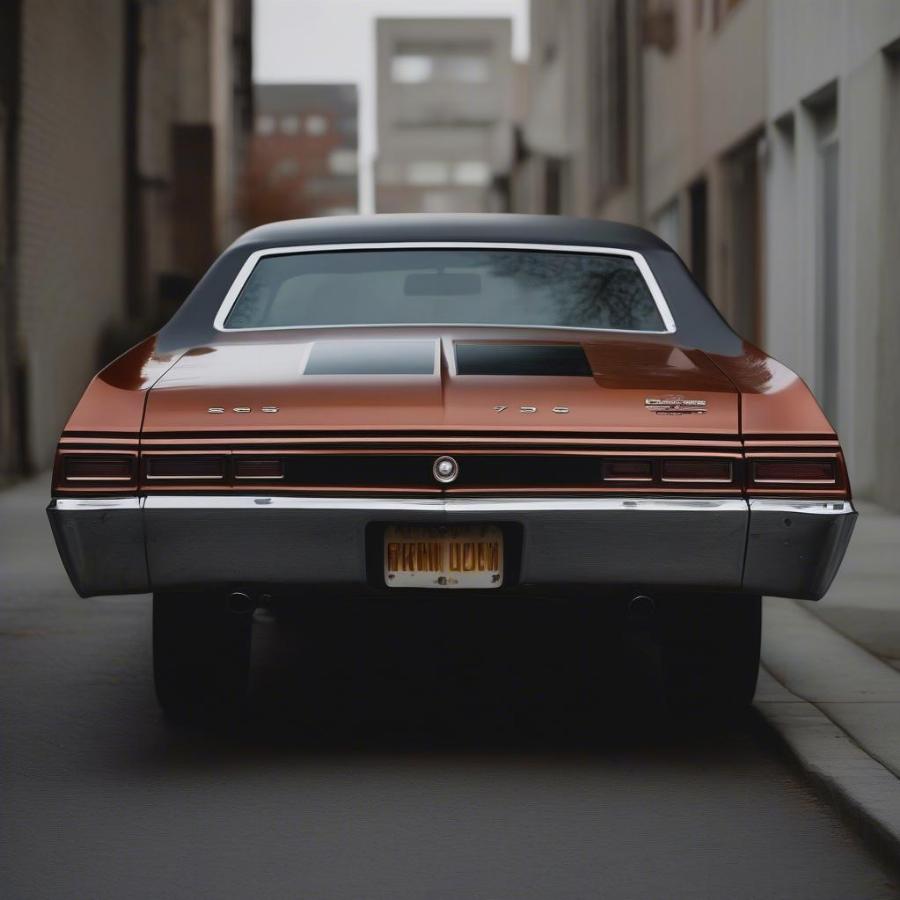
153,592,252,719
659,593,761,713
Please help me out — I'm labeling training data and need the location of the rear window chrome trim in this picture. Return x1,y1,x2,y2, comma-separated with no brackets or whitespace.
212,242,678,335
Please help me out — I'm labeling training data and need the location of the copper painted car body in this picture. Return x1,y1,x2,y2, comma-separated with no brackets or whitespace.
47,214,860,714
48,215,855,604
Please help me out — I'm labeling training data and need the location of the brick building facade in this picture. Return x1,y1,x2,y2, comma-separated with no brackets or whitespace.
242,84,358,226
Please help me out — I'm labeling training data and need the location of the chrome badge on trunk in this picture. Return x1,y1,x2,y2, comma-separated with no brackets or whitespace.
645,396,708,415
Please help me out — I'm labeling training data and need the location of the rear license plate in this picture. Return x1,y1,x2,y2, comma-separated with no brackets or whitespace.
384,525,504,589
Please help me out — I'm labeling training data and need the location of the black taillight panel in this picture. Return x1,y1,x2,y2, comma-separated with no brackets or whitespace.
144,455,227,480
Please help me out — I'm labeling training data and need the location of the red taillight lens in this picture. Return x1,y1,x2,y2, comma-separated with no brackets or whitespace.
234,458,284,480
603,460,653,481
661,459,733,482
753,460,836,483
63,456,134,481
145,455,226,480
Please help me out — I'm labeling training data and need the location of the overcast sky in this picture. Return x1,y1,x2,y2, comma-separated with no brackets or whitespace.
254,0,529,213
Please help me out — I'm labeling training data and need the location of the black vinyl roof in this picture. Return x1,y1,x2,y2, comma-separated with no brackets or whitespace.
156,214,743,356
230,214,671,254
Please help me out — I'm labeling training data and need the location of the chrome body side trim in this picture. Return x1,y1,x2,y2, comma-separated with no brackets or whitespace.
54,497,142,512
47,495,856,601
211,242,678,335
141,495,746,513
748,499,855,515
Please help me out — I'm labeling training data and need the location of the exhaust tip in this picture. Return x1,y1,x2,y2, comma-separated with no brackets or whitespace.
228,591,256,614
628,594,656,622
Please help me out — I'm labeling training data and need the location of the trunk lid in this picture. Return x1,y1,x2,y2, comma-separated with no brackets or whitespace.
142,334,738,435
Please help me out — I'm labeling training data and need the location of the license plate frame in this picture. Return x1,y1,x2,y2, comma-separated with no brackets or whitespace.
384,524,504,589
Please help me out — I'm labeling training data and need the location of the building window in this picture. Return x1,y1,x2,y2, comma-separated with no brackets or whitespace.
407,161,450,186
305,114,327,136
694,0,705,30
280,115,300,135
376,161,403,185
269,157,300,183
328,149,358,176
689,178,708,292
653,199,680,253
439,55,490,83
592,0,630,196
391,46,491,84
256,114,275,135
724,136,763,343
878,46,900,503
392,54,433,83
642,0,676,53
609,0,629,185
712,0,744,30
545,159,563,215
817,116,840,424
422,191,457,213
452,161,491,186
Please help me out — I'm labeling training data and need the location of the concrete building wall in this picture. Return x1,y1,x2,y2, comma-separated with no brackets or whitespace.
640,0,900,506
210,0,253,248
642,0,767,334
879,49,900,510
516,0,644,223
0,0,252,478
17,0,126,468
138,0,192,316
0,0,23,478
375,18,514,213
135,0,252,317
514,0,900,509
763,0,900,506
643,0,767,214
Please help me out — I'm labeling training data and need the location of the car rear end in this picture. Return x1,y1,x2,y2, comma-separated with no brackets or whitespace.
48,413,854,602
45,222,857,716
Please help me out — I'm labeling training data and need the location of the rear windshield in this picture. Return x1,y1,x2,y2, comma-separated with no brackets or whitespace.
222,248,668,332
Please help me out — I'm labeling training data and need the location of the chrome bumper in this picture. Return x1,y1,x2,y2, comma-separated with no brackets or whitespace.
47,495,856,601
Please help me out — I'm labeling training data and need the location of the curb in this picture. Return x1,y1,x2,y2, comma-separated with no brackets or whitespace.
755,667,900,864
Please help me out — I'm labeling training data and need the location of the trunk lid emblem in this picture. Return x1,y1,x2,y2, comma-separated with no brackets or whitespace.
433,456,459,484
645,396,708,415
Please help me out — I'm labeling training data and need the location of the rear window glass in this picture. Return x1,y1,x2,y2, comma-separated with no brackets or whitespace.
222,248,667,332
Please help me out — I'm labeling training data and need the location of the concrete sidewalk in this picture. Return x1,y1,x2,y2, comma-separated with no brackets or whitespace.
802,501,900,669
758,498,900,856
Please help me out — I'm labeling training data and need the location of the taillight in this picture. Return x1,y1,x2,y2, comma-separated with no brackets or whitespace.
662,459,733,482
145,455,226,480
234,458,284,480
752,459,836,484
600,457,738,488
603,460,652,481
53,450,138,494
64,456,134,481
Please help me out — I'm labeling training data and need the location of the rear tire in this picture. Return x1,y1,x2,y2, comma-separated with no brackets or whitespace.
659,593,761,714
153,592,253,721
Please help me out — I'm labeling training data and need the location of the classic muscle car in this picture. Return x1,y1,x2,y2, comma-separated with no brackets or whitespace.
47,214,856,717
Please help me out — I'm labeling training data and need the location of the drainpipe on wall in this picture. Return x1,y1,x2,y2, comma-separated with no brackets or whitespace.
0,0,28,478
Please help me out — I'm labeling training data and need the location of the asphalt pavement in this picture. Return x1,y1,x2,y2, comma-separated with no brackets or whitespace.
2,476,899,899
